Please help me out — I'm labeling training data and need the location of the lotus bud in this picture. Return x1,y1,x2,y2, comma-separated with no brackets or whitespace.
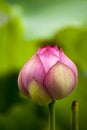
18,45,78,105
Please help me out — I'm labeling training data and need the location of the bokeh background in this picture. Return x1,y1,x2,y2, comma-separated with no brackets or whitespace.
0,0,87,130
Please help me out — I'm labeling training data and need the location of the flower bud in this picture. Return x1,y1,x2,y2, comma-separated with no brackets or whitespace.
18,45,78,105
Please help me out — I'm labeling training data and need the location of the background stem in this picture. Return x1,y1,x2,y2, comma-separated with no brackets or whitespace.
48,100,55,130
71,100,78,130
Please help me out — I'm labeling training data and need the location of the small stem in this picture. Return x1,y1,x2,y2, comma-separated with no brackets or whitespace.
48,100,55,130
71,100,78,130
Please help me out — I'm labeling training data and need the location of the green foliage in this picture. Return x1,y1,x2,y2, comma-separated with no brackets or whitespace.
0,0,87,130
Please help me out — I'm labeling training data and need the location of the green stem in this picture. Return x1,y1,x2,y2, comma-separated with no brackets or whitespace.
48,100,55,130
71,101,78,130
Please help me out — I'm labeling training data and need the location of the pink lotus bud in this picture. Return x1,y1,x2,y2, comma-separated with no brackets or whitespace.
18,45,78,105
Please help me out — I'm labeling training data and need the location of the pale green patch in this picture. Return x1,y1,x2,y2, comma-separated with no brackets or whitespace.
52,63,75,98
28,79,52,105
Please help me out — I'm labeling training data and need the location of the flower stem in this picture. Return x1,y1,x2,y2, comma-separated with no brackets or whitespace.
48,100,55,130
71,101,78,130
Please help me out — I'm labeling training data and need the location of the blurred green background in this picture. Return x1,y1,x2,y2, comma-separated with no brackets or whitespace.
0,0,87,130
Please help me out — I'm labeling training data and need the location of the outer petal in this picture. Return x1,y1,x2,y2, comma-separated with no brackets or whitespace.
44,62,77,99
18,54,45,96
28,79,52,105
37,46,59,73
59,49,78,81
18,71,29,96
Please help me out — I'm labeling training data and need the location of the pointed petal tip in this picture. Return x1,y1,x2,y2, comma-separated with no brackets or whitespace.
54,45,58,50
